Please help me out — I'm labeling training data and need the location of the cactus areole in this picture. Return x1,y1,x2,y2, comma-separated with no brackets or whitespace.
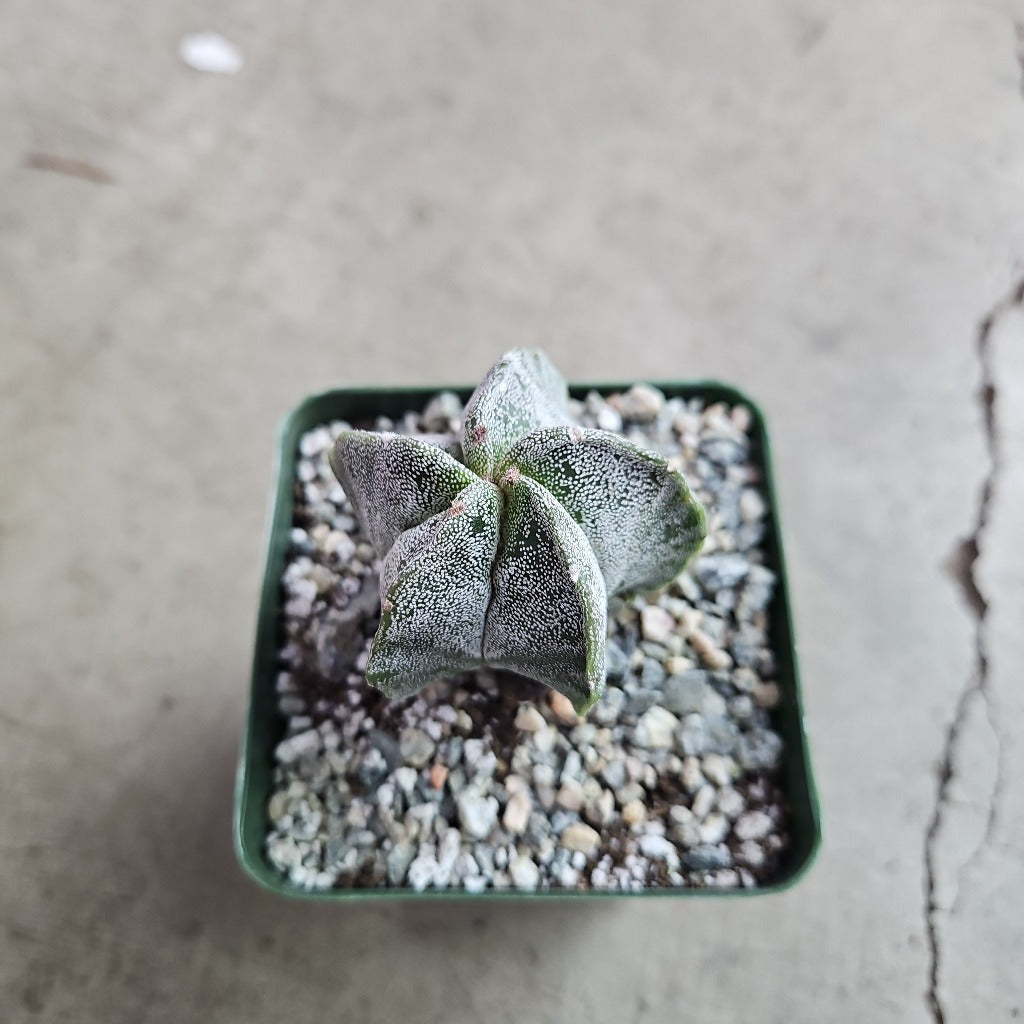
328,350,708,714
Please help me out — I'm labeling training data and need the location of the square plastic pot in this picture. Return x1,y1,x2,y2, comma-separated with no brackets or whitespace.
234,381,821,899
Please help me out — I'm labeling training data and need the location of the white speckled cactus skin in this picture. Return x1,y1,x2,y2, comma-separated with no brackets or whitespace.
460,349,571,478
329,349,707,714
482,473,608,710
501,426,706,596
328,432,477,555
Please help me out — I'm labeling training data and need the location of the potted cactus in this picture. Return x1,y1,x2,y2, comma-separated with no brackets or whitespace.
235,351,819,897
329,350,707,717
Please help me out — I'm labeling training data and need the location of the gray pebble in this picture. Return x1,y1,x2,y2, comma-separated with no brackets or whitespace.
691,785,716,820
345,801,369,828
640,605,676,646
596,406,623,433
627,687,661,716
421,391,463,432
739,488,766,522
356,747,389,790
299,427,333,458
637,834,679,867
730,625,762,668
445,767,465,795
277,695,307,716
633,707,679,749
555,863,580,888
275,729,321,765
393,766,417,794
556,779,585,812
699,812,730,845
736,840,766,869
605,640,630,681
754,682,781,710
640,659,667,689
675,571,701,603
593,687,627,725
502,791,531,835
473,750,498,781
671,820,702,849
694,552,750,591
732,667,758,693
560,821,602,855
315,591,380,682
736,522,766,551
716,787,746,819
701,753,736,787
737,729,784,771
756,648,777,677
677,715,709,757
739,565,775,615
616,782,644,806
510,854,540,891
734,810,774,841
267,791,289,823
620,383,665,423
324,834,347,866
532,726,557,754
560,749,583,784
705,715,741,756
435,829,461,886
407,850,439,891
668,804,695,827
701,438,746,466
445,736,465,767
663,671,723,716
474,844,495,877
640,640,670,661
463,738,485,770
399,728,436,768
682,844,732,870
727,694,756,724
549,809,579,834
288,527,313,553
456,792,499,839
601,759,627,790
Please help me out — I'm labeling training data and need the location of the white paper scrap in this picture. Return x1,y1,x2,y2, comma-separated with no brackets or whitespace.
178,31,244,75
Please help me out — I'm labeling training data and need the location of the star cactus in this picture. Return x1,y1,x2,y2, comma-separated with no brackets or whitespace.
328,350,707,714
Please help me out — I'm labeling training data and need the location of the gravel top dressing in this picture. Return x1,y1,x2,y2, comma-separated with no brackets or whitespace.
264,385,790,893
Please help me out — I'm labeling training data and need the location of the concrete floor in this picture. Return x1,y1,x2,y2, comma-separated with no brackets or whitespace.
2,1,1023,1021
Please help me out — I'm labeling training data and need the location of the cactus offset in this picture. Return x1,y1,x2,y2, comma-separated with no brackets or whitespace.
330,349,707,714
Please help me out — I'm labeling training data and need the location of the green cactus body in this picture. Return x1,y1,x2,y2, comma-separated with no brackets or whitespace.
484,472,607,712
460,349,571,479
328,432,477,555
369,480,501,697
502,426,707,596
330,349,707,714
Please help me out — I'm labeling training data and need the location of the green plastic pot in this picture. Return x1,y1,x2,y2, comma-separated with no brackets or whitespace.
234,381,820,899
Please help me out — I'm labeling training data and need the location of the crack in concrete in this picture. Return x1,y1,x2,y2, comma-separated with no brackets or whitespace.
924,279,1020,1024
1016,23,1024,94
